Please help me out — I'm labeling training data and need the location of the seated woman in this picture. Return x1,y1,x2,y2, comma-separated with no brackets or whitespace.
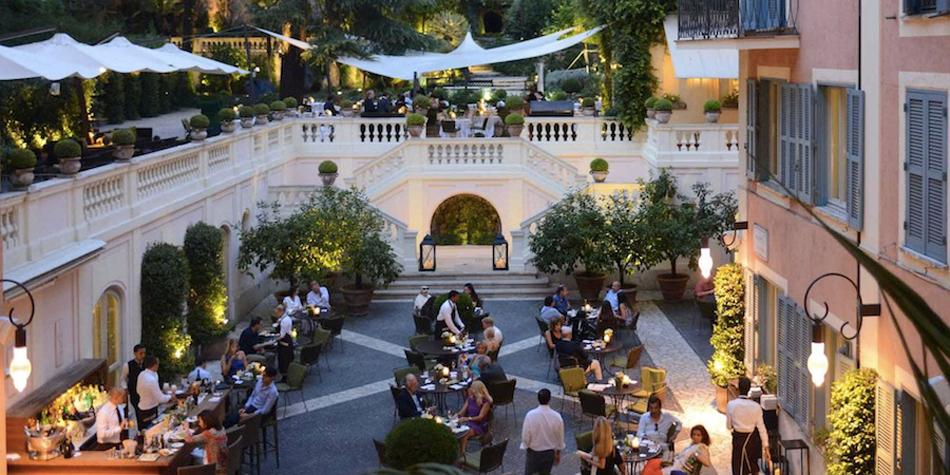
455,380,493,453
597,300,622,334
618,291,640,331
221,338,248,379
184,410,229,474
577,416,626,475
642,425,715,475
544,316,567,353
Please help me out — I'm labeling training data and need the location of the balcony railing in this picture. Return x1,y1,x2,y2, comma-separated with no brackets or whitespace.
678,0,796,41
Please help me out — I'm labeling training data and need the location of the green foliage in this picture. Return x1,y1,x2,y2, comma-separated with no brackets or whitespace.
413,95,432,109
504,113,524,125
547,90,569,101
238,105,255,118
340,99,354,109
506,96,525,110
755,364,777,394
318,160,338,174
111,128,135,146
367,463,465,475
189,114,210,129
505,0,558,40
826,368,877,475
491,89,508,102
218,108,237,122
560,78,582,94
430,88,448,100
54,139,81,158
653,98,673,112
97,72,126,124
430,195,500,245
406,113,427,127
581,97,595,107
432,292,476,326
662,93,681,105
589,158,609,172
707,263,746,386
427,11,470,49
253,103,270,115
0,79,85,148
184,222,229,348
384,418,459,470
721,89,739,108
703,99,722,113
269,100,287,112
140,243,192,380
529,191,612,276
282,97,299,108
123,74,141,121
139,73,161,118
603,192,651,287
644,96,659,108
9,148,36,169
449,88,479,106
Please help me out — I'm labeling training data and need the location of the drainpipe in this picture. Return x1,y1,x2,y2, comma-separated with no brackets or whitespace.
855,0,863,367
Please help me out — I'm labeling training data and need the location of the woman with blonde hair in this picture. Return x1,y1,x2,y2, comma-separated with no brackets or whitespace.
220,338,247,379
455,380,493,453
577,416,626,475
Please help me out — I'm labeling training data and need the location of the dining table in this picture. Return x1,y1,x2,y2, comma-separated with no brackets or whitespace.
582,338,623,368
590,381,641,428
416,372,472,414
616,436,667,475
413,338,477,364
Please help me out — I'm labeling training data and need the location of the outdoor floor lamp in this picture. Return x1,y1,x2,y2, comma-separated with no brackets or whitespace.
4,279,35,392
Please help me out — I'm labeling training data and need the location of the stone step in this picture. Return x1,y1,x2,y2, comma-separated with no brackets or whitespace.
375,272,554,302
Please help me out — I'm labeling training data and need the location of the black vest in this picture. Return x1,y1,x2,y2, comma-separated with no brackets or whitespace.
127,360,145,404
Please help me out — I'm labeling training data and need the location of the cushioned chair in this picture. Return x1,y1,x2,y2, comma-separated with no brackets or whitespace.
578,389,616,424
260,402,280,467
462,438,509,473
393,366,421,386
441,120,458,137
632,366,667,398
276,362,308,409
408,335,430,351
413,315,433,335
558,367,587,418
575,431,593,475
373,439,387,467
404,349,435,372
177,464,215,475
535,318,549,352
610,345,644,373
487,378,517,424
627,384,669,415
310,327,332,371
389,385,401,422
319,316,345,352
297,343,323,381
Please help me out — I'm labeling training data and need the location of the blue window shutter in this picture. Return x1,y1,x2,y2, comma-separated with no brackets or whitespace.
906,92,928,254
756,276,770,363
847,89,866,230
776,296,795,419
793,303,811,426
746,79,758,179
780,83,795,189
799,84,815,204
940,0,950,15
815,87,829,206
899,391,918,474
925,93,947,263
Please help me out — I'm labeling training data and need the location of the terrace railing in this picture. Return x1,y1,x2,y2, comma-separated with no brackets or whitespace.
677,0,796,40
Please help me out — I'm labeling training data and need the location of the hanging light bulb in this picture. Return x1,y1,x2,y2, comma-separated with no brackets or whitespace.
698,238,713,279
10,328,31,392
807,323,828,387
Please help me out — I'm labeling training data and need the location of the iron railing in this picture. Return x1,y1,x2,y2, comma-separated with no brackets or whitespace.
678,0,796,41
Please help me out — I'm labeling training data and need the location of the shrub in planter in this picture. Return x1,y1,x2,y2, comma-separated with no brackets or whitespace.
653,98,673,124
407,113,426,137
184,222,230,354
506,96,525,112
754,364,777,394
707,263,746,395
589,157,609,182
111,128,136,159
826,368,877,475
603,192,650,292
491,89,507,102
644,96,659,119
282,96,298,109
269,100,287,120
560,77,582,94
339,99,354,117
384,418,458,470
253,103,270,124
547,90,568,101
703,99,722,123
580,97,596,116
54,138,83,175
504,113,525,137
413,95,432,112
218,108,237,133
189,114,210,140
238,105,255,128
318,160,339,186
141,242,193,380
8,148,37,187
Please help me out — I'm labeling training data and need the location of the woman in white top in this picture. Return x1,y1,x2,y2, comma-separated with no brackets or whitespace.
642,424,715,475
282,287,303,317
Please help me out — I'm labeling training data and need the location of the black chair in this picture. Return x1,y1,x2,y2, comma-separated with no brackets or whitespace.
462,438,509,473
225,434,244,475
471,116,490,137
319,316,345,352
578,390,616,426
441,120,458,137
389,385,401,422
535,318,549,352
373,439,387,467
413,315,433,335
487,379,517,424
177,464,216,475
298,343,323,381
404,349,429,373
239,413,262,475
260,401,280,467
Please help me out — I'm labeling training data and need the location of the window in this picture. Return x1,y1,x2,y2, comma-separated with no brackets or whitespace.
905,0,949,16
92,289,121,373
820,87,848,208
904,89,947,264
776,295,810,427
746,79,781,182
746,273,776,369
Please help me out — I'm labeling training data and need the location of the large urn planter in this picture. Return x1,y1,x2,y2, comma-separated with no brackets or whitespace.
221,121,237,133
656,273,689,301
581,107,595,116
113,145,135,160
621,283,638,303
646,108,656,119
408,126,424,138
705,111,721,123
320,172,338,187
574,273,607,302
342,285,375,316
59,157,82,175
11,168,35,188
507,124,524,138
654,111,672,124
190,129,208,141
198,335,230,362
240,118,254,128
256,115,269,125
715,385,729,413
590,170,608,183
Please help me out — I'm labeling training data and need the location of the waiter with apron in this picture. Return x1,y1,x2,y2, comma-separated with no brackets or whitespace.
277,306,295,377
726,377,771,474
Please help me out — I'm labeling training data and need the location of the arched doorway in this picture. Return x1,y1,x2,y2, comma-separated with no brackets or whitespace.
430,194,502,245
92,288,122,383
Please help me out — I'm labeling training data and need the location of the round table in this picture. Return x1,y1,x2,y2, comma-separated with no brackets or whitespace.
583,339,623,368
417,375,472,414
617,442,665,474
597,383,641,428
414,339,477,364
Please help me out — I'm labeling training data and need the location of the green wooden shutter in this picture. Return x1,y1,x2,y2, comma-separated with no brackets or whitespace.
756,276,770,364
747,79,758,179
846,88,865,229
905,90,948,263
798,84,815,204
745,272,758,373
877,380,897,475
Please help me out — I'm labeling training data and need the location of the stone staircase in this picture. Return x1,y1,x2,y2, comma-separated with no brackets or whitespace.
374,272,553,303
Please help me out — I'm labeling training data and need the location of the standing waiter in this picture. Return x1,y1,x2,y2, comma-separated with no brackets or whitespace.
119,344,147,420
277,305,295,377
726,377,771,474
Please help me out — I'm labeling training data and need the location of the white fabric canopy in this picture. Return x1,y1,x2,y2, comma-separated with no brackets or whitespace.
154,43,248,74
663,17,737,79
255,26,602,81
17,33,167,75
0,44,87,80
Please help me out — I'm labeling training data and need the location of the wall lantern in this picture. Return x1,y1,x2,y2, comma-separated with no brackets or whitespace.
492,234,508,271
698,237,714,279
4,279,35,392
419,234,436,272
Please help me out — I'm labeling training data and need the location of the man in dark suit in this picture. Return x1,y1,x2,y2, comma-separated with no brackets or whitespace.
397,374,428,419
554,326,603,380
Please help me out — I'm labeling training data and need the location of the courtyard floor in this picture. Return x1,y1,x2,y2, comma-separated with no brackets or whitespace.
236,296,730,474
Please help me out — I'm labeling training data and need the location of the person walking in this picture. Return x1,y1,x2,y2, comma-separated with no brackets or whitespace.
726,377,770,474
521,388,565,474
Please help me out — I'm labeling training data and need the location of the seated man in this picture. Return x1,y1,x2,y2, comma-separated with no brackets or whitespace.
552,285,571,315
481,317,503,351
477,358,508,385
636,394,682,447
187,360,211,382
540,295,563,325
554,326,603,380
604,281,621,314
397,374,429,419
239,317,272,362
226,366,279,427
306,280,331,313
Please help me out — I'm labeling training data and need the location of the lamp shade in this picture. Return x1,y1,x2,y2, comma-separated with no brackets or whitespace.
492,233,508,271
807,323,828,387
419,234,436,272
699,247,714,278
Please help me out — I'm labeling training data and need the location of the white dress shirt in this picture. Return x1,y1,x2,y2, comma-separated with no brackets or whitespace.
521,404,565,451
96,401,125,444
278,314,294,340
636,411,681,445
413,294,431,314
605,289,620,312
306,287,331,308
726,397,769,447
437,299,464,335
484,326,503,347
282,295,303,316
136,369,171,411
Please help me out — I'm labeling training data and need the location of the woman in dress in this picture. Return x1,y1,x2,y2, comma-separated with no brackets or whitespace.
455,380,493,453
184,410,229,474
220,338,247,379
282,287,303,317
577,416,626,475
642,425,715,475
463,283,488,322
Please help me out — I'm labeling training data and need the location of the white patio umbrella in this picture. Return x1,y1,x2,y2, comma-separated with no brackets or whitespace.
154,43,248,75
0,44,87,80
15,33,183,75
96,37,178,73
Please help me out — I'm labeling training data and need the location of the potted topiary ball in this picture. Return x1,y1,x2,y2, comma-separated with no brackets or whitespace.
653,98,673,124
406,113,426,138
254,103,270,124
282,97,299,117
645,96,659,119
384,418,458,470
238,105,255,128
318,160,338,186
581,97,596,116
413,95,431,116
54,138,83,175
111,128,136,160
269,100,287,121
339,99,354,117
589,157,609,183
704,99,722,123
218,108,237,133
506,96,525,115
189,114,210,141
9,148,37,188
505,113,525,137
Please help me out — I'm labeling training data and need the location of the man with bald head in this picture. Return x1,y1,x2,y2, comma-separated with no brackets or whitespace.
396,373,429,419
554,326,603,380
604,281,622,313
96,387,129,449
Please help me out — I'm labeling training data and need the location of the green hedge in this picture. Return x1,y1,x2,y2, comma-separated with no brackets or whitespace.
384,418,458,470
141,243,192,380
184,223,229,348
139,73,161,118
826,368,877,475
707,262,746,387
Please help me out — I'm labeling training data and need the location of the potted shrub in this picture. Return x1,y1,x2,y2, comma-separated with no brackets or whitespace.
282,97,299,117
548,90,568,101
253,103,270,124
506,96,525,115
406,113,426,138
560,77,582,95
589,158,609,183
384,418,458,469
707,262,746,412
505,113,525,137
339,99,354,117
580,97,596,116
645,96,659,119
318,160,338,186
238,105,255,128
189,114,210,141
269,100,287,121
721,89,739,109
54,138,82,175
413,95,431,116
704,99,722,123
218,108,237,133
8,148,37,188
111,128,136,160
653,98,673,124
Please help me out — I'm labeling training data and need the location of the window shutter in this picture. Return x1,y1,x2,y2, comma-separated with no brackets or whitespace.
905,90,948,263
940,0,950,15
780,83,795,189
747,79,758,179
876,380,897,475
906,92,928,254
924,93,947,263
798,84,815,204
776,296,794,418
847,89,865,229
745,272,758,373
756,276,770,363
899,391,918,474
792,304,811,426
904,0,917,15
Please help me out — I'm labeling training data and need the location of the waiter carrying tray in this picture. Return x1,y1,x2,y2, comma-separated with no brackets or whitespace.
726,377,771,474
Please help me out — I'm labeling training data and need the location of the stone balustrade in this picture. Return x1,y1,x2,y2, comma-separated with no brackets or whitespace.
643,119,740,165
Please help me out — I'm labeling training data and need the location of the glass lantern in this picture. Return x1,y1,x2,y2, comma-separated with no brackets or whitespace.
492,233,508,271
419,234,436,272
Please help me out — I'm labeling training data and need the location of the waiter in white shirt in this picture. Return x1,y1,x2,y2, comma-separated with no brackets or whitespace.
277,305,295,377
136,356,171,428
96,388,129,449
435,290,465,335
726,377,770,474
306,280,331,312
413,286,432,317
521,388,565,474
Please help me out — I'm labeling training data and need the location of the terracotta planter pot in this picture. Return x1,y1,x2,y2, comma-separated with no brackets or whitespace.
621,283,638,303
113,145,135,160
656,273,689,301
574,273,606,302
655,110,672,124
716,385,729,413
11,168,35,188
198,335,230,362
408,125,424,138
646,108,656,119
590,170,608,183
221,121,236,133
705,111,721,123
320,172,338,187
342,285,375,316
59,156,82,175
507,124,524,137
190,129,208,141
240,118,254,128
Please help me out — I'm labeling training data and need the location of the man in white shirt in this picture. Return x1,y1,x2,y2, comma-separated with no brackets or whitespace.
726,377,770,474
604,281,621,313
306,280,331,312
136,356,171,428
539,296,562,325
481,317,503,350
277,307,295,376
521,388,564,474
636,394,682,446
413,286,431,316
436,290,465,335
96,388,129,448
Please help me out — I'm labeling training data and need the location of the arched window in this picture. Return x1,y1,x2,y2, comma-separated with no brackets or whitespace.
92,289,121,374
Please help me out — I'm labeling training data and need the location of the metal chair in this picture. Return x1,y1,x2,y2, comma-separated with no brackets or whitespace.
240,413,263,475
462,438,509,473
408,334,430,351
575,431,594,475
260,401,280,467
310,327,332,371
319,316,345,352
297,343,323,381
373,438,387,467
441,120,458,137
610,345,644,373
404,349,433,372
558,367,587,419
413,315,433,335
225,435,244,475
487,378,517,424
627,384,669,415
632,366,667,398
389,385,401,422
177,464,215,475
535,318,549,352
276,362,308,410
